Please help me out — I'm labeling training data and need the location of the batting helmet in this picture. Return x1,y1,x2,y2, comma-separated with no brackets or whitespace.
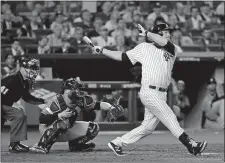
151,23,170,35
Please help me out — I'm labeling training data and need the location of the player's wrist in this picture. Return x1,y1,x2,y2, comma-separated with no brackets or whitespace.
101,47,104,54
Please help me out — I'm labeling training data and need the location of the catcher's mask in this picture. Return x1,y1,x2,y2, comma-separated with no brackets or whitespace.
61,78,84,94
21,58,40,83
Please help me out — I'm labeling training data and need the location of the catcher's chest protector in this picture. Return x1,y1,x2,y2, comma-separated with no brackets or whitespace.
56,94,82,125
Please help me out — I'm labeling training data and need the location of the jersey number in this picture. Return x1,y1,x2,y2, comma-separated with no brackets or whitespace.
1,86,9,95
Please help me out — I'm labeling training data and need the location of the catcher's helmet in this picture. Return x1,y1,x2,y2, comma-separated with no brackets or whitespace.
151,23,170,35
62,78,84,91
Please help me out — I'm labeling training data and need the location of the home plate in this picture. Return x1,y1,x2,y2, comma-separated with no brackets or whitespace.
201,153,221,156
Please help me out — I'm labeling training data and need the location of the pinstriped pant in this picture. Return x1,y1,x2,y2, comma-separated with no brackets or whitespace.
112,86,184,147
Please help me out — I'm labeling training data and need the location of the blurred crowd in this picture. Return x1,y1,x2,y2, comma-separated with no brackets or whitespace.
1,1,224,60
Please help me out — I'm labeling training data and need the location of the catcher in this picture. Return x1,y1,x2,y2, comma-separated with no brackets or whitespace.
29,77,124,154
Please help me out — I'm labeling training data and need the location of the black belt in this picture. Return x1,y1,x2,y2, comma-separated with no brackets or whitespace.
149,85,167,92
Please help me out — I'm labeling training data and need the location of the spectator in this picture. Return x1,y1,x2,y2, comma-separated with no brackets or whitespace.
201,78,224,129
215,2,224,16
173,80,190,126
112,2,123,13
197,29,219,51
200,3,211,24
145,17,155,31
50,11,65,30
131,10,144,27
30,10,46,30
174,2,186,23
61,19,75,40
34,3,44,15
91,26,115,47
121,1,137,23
168,14,179,30
126,27,139,48
170,28,184,52
1,9,21,36
17,16,36,38
73,9,92,29
111,18,131,38
95,2,112,23
10,41,25,57
47,23,63,47
38,36,51,55
1,3,11,14
147,2,168,23
43,0,56,11
2,54,19,76
105,11,120,32
88,17,103,38
185,6,204,31
208,14,221,29
69,26,87,54
106,35,129,52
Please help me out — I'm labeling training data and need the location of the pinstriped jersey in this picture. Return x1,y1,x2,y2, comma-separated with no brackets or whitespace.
126,42,180,88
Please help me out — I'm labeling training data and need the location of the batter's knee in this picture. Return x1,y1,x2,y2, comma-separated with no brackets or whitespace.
87,122,100,139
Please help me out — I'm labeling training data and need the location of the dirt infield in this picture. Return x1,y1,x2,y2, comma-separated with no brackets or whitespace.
1,129,224,163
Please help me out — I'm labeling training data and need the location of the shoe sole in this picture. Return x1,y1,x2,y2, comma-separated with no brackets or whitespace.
9,150,29,153
108,143,126,156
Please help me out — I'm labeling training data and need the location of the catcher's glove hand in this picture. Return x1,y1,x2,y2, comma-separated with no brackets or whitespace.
107,104,124,122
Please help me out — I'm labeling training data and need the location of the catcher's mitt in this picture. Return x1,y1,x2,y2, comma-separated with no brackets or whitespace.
107,104,124,122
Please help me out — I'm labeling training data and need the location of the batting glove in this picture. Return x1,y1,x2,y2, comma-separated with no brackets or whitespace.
93,46,103,55
137,24,147,37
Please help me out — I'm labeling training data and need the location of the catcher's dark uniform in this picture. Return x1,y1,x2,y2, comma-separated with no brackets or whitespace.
36,92,100,153
1,71,45,142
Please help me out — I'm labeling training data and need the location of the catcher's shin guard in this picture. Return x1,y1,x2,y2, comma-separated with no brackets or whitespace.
37,120,67,153
68,122,99,150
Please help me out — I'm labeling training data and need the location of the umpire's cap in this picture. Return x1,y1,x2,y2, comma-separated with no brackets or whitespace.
152,23,170,35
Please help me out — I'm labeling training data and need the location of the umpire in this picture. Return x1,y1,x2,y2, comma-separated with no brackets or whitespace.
1,58,46,153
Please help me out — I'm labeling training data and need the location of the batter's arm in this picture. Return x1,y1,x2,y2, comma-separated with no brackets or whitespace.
138,24,168,46
101,49,123,61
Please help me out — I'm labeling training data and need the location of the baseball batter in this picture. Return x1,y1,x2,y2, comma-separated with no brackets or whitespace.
92,23,207,156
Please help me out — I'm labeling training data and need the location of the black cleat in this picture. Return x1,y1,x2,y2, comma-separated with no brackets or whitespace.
69,142,96,152
9,142,29,153
188,141,208,156
108,142,126,156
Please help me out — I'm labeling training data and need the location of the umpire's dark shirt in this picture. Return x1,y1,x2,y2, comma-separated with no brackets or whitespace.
1,71,44,106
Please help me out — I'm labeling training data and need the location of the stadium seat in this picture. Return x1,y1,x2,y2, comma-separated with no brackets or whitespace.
181,45,202,52
1,36,12,44
207,44,223,51
33,29,53,37
25,44,38,54
189,30,203,37
14,37,38,47
5,28,18,37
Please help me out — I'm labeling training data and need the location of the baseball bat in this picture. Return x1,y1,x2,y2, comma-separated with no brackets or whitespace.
83,36,100,53
83,36,94,47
